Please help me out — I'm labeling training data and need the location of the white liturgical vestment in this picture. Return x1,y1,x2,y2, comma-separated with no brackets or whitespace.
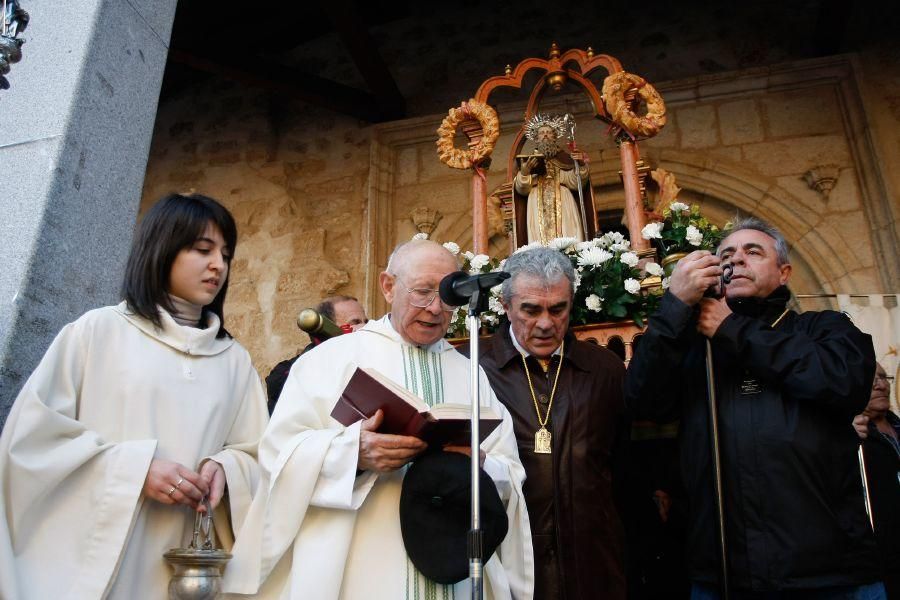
222,315,534,599
0,303,267,599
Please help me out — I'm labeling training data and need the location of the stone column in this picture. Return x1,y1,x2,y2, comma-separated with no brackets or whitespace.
0,0,177,426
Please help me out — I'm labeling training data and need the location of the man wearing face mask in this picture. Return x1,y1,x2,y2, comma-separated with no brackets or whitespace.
625,217,884,598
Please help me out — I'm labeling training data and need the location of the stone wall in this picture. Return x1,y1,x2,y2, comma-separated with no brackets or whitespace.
142,54,899,379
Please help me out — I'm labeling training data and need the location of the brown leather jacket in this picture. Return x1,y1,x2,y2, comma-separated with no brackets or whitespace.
464,322,628,600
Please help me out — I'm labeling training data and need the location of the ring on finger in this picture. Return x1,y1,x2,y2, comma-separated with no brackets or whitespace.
174,477,184,490
167,486,177,497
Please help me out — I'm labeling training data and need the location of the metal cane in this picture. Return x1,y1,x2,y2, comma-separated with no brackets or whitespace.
704,265,732,600
858,445,874,530
705,338,730,600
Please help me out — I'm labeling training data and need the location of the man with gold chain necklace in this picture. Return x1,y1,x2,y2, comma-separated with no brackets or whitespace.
466,247,629,599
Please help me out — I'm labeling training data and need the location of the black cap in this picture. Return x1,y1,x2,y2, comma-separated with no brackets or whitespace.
399,451,509,584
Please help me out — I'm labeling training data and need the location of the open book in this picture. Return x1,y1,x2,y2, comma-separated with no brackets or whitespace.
330,367,502,447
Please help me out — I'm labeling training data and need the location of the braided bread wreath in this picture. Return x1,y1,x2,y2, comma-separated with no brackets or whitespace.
602,72,667,138
436,99,500,170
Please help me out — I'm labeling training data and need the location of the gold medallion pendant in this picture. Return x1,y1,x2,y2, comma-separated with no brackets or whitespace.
534,426,552,454
521,340,565,455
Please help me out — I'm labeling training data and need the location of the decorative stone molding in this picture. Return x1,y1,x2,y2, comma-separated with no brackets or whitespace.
409,206,442,237
803,165,840,198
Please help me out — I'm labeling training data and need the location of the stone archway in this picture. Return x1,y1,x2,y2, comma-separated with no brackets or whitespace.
592,148,876,300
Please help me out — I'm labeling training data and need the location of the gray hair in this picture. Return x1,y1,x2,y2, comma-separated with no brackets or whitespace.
718,216,790,266
501,247,575,302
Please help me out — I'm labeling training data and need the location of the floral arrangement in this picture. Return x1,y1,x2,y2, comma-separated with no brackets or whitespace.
417,201,726,338
433,232,661,338
641,201,730,257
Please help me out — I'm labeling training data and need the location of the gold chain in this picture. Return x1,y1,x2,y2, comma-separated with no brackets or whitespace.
521,339,565,429
770,308,790,328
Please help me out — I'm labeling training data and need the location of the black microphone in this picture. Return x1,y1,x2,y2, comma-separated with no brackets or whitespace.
439,271,511,307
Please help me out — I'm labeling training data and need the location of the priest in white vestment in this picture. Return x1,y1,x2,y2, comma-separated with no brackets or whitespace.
223,240,534,599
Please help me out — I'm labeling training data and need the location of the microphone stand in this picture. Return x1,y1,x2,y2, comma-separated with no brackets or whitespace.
466,287,489,600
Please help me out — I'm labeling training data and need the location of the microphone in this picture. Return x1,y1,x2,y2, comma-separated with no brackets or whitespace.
439,271,511,307
296,308,344,340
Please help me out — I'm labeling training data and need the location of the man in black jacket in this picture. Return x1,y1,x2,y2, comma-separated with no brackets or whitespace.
625,217,885,598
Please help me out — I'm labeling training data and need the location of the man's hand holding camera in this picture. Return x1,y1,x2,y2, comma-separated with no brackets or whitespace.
668,250,732,337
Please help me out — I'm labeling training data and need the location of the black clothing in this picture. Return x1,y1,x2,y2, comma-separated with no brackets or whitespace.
468,321,627,600
863,412,900,598
265,342,314,414
625,287,879,591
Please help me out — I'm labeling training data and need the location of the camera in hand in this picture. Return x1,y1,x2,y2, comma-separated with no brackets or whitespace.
704,263,734,299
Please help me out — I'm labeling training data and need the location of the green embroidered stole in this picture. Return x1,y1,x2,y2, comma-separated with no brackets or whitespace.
401,345,456,600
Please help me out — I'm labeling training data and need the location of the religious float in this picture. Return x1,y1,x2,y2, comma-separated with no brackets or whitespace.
433,43,726,363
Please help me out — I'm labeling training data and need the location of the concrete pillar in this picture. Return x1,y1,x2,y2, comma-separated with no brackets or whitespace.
0,0,178,426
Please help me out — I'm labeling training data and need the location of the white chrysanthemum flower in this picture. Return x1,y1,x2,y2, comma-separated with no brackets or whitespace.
488,295,505,315
469,254,490,272
645,262,664,277
641,222,664,240
575,240,597,252
412,232,428,240
685,225,703,246
610,241,631,253
549,236,578,251
585,294,602,312
624,278,641,294
462,250,475,261
442,241,460,255
577,247,613,267
573,270,582,293
670,201,689,213
514,241,543,254
619,252,639,267
662,276,671,290
481,313,498,325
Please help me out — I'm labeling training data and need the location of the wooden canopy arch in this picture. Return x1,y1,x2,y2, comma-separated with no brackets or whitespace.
444,43,663,256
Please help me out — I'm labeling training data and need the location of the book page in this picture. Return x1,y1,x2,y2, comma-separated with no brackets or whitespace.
359,367,429,413
429,403,500,421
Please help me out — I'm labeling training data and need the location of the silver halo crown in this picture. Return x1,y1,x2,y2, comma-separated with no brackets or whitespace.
524,113,567,141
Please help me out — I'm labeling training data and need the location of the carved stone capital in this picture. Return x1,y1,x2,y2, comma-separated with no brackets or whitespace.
803,165,840,198
409,206,442,238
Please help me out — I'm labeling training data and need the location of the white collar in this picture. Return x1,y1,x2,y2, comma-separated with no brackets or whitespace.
360,314,452,353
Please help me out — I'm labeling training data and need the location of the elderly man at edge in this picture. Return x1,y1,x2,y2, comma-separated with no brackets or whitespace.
222,239,533,599
465,246,628,599
625,216,883,598
854,363,900,599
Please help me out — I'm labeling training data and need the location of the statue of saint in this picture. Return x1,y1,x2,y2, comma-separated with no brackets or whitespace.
514,113,592,245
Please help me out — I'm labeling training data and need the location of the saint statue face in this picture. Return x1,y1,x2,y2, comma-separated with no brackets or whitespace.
536,125,557,142
535,125,560,158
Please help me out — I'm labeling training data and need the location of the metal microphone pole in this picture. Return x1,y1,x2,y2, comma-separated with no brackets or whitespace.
466,288,485,600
